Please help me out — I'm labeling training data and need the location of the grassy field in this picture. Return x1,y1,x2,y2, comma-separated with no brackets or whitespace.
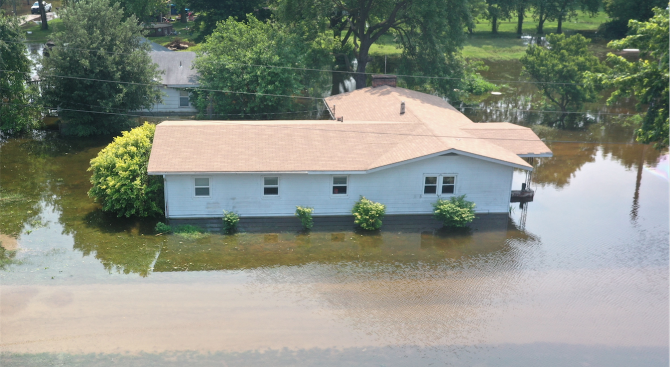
21,18,62,43
369,10,611,60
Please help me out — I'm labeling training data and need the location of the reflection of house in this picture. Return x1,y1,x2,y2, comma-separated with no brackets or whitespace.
142,51,198,115
148,75,551,219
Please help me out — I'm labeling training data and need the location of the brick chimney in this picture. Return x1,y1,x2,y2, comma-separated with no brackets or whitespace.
372,74,397,88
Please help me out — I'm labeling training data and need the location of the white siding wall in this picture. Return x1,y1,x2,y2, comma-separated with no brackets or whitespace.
163,154,514,218
143,87,197,113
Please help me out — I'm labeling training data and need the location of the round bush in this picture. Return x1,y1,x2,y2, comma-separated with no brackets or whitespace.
295,206,314,230
432,195,476,228
352,196,386,231
88,122,163,217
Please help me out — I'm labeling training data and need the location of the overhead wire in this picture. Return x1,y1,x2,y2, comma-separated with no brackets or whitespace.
1,101,643,145
3,39,593,86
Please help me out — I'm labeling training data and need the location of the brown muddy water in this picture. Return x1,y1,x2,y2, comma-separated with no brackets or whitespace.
2,50,669,366
1,123,668,366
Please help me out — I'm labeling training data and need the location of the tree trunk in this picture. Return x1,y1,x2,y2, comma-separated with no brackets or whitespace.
537,16,545,34
180,7,187,23
491,14,498,34
354,39,372,89
38,0,48,30
557,15,563,34
516,7,524,35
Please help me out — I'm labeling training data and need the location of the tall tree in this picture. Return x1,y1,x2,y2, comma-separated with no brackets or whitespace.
600,8,669,147
520,34,606,123
486,0,514,34
277,0,471,90
515,0,529,34
553,0,599,34
38,0,47,30
0,11,40,135
601,0,666,38
192,16,333,118
188,0,267,41
39,0,162,136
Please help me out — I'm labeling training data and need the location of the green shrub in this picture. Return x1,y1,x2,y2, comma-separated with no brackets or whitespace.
352,196,386,231
432,195,476,228
88,122,163,217
295,206,314,230
223,211,240,234
155,222,172,234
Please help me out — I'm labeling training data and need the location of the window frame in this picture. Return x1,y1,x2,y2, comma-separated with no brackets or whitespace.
179,90,190,108
422,174,457,198
262,176,280,197
193,177,211,198
331,175,349,197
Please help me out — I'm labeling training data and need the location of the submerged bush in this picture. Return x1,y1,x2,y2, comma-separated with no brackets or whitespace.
223,211,240,234
155,222,172,234
295,206,314,230
352,196,386,231
173,225,208,240
88,122,163,217
432,195,476,228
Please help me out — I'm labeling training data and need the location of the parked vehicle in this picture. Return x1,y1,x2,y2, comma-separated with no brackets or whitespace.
31,1,52,14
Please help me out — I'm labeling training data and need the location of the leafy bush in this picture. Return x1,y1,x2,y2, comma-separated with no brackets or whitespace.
223,211,240,234
155,222,172,234
432,195,476,228
295,206,314,230
352,196,386,231
88,123,164,217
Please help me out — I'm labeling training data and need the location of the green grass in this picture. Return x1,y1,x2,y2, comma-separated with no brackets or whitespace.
148,21,202,51
21,18,62,43
368,10,611,60
173,224,209,240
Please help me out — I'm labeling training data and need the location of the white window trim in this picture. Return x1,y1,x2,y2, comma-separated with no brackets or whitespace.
421,174,457,198
330,175,349,198
179,90,190,108
193,177,211,198
262,176,280,198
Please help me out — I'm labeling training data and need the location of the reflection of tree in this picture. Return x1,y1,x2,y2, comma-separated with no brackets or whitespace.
533,143,598,188
69,210,163,277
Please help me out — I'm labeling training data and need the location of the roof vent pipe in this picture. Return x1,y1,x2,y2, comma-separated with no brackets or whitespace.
400,101,405,115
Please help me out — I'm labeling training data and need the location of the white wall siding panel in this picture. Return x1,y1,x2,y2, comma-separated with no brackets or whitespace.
141,87,197,113
164,155,515,218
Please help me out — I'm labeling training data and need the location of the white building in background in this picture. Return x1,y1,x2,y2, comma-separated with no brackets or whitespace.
142,51,198,115
147,76,552,219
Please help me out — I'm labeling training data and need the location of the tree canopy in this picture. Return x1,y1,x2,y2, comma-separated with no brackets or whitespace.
602,8,669,147
88,122,164,217
0,12,40,135
111,0,166,22
189,0,269,41
276,0,472,91
520,34,606,123
192,15,333,118
601,0,666,38
39,0,162,136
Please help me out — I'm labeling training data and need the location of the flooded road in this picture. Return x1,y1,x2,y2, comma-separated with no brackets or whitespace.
1,122,668,366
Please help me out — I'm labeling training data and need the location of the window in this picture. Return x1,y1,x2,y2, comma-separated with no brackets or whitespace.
194,177,210,196
442,176,455,194
424,176,438,194
423,175,456,196
179,90,190,107
332,176,348,195
263,177,279,196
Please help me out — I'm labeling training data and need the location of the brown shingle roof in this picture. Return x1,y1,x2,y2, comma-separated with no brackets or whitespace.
460,123,552,156
147,120,532,174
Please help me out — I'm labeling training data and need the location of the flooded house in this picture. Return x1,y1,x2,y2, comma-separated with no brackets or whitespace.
147,75,552,219
142,51,198,115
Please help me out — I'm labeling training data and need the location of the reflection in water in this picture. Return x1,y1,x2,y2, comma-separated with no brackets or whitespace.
0,117,668,365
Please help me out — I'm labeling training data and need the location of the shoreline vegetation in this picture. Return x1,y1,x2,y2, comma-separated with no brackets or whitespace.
18,9,611,60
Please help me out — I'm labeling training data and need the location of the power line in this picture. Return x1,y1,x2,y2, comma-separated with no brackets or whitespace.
4,39,592,86
1,101,641,145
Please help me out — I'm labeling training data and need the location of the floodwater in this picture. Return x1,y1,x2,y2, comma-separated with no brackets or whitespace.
1,123,668,366
2,52,669,365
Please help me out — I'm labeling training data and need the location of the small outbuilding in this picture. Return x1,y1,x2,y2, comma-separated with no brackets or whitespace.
147,76,551,219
